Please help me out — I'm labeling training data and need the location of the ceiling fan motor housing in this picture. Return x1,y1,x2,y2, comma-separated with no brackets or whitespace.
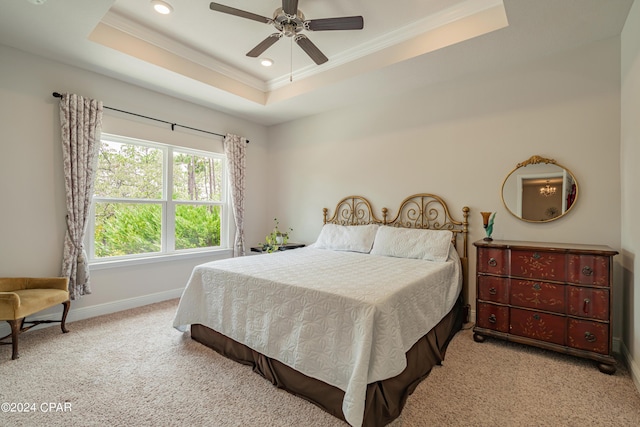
273,7,305,37
208,2,364,65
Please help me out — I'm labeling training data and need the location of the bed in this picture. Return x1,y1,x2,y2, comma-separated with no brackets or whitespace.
173,194,470,427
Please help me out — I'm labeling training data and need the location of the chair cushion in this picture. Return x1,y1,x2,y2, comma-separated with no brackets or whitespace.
0,289,69,320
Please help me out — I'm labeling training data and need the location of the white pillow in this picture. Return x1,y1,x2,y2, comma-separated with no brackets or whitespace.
314,223,379,253
370,226,453,262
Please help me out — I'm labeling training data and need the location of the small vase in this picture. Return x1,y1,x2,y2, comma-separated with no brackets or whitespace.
481,211,495,242
276,236,284,245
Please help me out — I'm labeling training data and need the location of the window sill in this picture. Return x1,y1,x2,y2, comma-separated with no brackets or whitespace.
89,248,234,271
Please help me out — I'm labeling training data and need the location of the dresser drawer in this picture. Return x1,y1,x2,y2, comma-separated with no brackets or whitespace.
511,250,566,281
510,308,566,346
477,248,509,275
567,255,610,287
477,276,509,304
568,319,609,355
476,302,509,333
510,279,565,314
568,286,609,321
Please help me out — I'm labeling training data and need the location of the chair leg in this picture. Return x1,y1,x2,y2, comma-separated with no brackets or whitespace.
8,319,22,360
61,300,70,334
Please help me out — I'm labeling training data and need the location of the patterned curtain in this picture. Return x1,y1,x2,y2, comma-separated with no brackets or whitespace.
58,93,103,300
223,134,247,257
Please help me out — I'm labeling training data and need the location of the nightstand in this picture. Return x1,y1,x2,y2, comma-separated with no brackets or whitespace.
250,243,305,253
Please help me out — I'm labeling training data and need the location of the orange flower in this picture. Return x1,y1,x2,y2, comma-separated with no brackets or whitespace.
481,212,492,227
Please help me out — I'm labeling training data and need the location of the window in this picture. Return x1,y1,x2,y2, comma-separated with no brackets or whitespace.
88,134,228,262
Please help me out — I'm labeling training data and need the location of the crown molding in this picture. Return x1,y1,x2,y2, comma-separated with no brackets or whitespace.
267,0,505,90
100,10,268,92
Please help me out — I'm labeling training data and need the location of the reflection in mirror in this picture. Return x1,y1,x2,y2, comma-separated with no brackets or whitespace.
501,156,578,223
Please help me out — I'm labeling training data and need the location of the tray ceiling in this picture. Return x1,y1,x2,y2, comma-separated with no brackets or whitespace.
0,0,633,125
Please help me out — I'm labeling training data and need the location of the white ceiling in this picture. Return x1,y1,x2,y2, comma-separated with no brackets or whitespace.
0,0,634,125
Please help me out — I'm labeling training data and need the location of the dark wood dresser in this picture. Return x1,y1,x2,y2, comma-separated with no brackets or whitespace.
472,240,618,374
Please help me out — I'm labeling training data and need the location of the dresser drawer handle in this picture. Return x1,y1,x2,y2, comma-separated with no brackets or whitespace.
489,287,497,295
584,332,597,343
533,314,540,320
582,266,594,276
532,252,541,260
583,298,591,314
488,258,497,267
532,283,541,291
488,314,497,324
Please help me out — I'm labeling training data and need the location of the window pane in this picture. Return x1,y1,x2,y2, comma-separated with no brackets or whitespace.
175,205,221,250
94,202,161,257
173,152,222,201
95,140,163,199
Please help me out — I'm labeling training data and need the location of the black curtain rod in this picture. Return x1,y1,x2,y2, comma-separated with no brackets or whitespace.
52,92,248,143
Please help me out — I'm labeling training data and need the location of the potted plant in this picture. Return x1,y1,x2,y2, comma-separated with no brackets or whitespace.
260,218,293,253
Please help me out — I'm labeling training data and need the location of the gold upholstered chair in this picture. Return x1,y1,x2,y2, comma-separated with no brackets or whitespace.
0,277,70,360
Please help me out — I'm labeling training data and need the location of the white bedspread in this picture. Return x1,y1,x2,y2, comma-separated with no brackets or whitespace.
173,247,461,427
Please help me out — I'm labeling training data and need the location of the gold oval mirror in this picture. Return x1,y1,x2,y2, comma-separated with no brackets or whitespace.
501,155,578,223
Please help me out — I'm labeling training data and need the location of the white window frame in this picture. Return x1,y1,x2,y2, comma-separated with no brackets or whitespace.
87,134,232,268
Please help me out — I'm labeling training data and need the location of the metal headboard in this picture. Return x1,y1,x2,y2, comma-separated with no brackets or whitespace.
323,196,382,225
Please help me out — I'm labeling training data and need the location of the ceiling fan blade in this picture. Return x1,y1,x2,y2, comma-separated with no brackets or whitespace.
295,35,328,65
282,0,299,16
209,2,271,24
305,16,364,31
246,34,282,57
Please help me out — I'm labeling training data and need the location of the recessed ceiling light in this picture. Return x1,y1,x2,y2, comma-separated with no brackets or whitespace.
26,0,47,4
260,58,274,67
151,0,173,15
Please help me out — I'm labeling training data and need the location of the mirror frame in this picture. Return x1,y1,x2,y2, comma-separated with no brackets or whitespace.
501,155,579,223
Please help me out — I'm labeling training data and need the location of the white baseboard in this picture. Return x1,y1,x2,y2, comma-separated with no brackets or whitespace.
619,340,640,393
0,288,184,338
65,288,184,323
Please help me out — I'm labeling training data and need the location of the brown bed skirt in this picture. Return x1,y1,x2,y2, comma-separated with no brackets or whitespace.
190,296,463,427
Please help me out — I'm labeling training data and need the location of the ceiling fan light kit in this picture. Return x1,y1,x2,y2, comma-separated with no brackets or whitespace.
209,0,364,65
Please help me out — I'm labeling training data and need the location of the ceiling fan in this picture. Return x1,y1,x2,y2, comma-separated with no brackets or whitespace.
209,1,364,65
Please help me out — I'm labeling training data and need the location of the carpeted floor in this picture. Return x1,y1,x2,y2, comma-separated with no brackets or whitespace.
1,299,639,426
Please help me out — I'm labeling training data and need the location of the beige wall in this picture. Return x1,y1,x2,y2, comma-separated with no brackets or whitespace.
268,38,622,339
0,45,270,320
621,0,640,389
